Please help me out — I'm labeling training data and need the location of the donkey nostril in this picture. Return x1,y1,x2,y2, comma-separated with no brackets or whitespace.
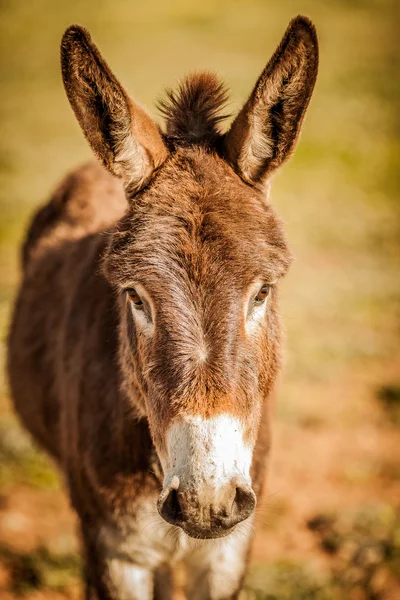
234,485,256,521
160,488,181,525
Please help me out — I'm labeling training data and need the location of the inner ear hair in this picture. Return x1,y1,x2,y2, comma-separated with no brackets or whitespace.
224,15,319,187
61,25,168,194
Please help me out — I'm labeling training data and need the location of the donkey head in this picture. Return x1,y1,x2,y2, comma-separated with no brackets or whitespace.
61,17,318,539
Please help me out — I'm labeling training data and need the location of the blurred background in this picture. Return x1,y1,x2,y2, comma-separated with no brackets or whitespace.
0,0,399,598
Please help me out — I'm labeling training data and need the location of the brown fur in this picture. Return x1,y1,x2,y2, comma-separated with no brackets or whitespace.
225,17,318,186
8,15,318,600
158,72,229,143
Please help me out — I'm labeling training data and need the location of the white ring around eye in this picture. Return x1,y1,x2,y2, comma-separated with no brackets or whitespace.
126,283,154,335
244,281,273,335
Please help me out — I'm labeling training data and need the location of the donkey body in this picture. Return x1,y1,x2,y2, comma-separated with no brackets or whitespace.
8,17,318,600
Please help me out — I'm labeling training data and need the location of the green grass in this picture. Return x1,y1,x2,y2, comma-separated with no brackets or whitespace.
246,505,400,599
307,505,400,599
246,562,333,600
0,418,60,491
0,544,81,595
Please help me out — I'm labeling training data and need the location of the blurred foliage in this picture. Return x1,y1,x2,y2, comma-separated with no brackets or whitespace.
307,505,400,599
246,562,332,600
0,420,59,491
376,385,400,425
0,544,80,595
246,505,400,600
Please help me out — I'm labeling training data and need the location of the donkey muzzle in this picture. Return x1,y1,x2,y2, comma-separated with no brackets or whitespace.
158,476,256,539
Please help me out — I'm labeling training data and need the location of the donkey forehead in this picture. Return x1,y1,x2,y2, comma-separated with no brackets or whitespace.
111,150,292,286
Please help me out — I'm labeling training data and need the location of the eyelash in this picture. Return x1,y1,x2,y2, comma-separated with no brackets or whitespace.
125,288,144,310
254,284,271,305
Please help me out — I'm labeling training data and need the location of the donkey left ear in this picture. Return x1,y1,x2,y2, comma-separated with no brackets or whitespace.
61,25,168,195
224,16,318,187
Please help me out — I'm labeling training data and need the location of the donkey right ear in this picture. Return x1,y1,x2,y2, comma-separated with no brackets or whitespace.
224,16,318,188
61,25,168,194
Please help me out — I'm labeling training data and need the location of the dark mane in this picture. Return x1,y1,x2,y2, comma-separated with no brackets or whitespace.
158,72,230,144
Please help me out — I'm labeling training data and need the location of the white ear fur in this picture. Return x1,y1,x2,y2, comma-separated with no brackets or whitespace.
61,25,168,194
225,16,318,186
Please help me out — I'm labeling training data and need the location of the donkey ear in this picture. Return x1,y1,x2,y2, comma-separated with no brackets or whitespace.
224,16,318,187
61,25,168,194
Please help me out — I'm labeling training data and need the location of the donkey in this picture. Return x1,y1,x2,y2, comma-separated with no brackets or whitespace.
7,15,318,600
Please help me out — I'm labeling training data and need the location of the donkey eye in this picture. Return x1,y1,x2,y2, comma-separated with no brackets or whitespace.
254,284,271,305
126,288,144,309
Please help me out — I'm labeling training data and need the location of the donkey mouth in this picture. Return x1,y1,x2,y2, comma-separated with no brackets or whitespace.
179,522,236,540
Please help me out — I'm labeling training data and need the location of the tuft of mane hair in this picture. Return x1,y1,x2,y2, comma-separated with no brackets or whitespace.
158,72,229,144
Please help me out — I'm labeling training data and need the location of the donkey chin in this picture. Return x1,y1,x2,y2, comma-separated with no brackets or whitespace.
156,414,256,539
